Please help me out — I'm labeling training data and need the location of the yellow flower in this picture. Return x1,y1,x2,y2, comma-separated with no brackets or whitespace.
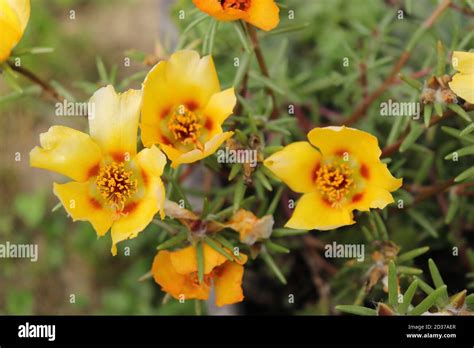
141,50,236,168
0,0,30,62
264,126,402,230
226,209,274,245
192,0,279,31
152,244,247,307
30,85,167,255
449,51,474,104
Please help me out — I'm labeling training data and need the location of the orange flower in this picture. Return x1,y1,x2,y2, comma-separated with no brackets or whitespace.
152,244,247,307
192,0,280,31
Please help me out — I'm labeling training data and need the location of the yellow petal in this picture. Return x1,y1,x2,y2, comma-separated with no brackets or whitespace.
449,73,474,104
203,87,236,137
30,126,102,182
452,51,474,74
214,261,245,307
110,146,166,256
286,192,355,230
89,85,142,158
170,244,228,275
246,0,280,31
164,131,234,168
53,181,113,237
4,0,30,31
349,161,402,211
308,126,382,162
0,0,29,62
264,141,321,193
152,250,210,301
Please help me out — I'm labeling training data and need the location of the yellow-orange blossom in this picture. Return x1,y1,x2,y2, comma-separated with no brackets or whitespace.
30,86,166,255
141,50,236,168
264,126,402,230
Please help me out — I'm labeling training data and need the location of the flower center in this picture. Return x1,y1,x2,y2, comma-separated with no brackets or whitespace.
220,0,251,11
167,106,203,149
315,163,354,205
95,162,137,210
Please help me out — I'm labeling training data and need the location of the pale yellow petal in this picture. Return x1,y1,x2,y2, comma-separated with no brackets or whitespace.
452,51,474,74
89,85,142,157
30,126,102,182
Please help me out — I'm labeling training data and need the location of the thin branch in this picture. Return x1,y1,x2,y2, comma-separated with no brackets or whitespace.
7,61,63,102
340,0,451,126
246,23,278,119
381,103,474,158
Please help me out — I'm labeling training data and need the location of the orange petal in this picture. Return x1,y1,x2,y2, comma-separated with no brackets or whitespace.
152,250,210,301
170,244,228,275
246,0,280,31
214,261,245,307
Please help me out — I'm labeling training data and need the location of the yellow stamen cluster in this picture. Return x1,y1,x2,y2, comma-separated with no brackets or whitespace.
95,162,137,210
221,0,251,11
168,107,203,149
315,163,354,205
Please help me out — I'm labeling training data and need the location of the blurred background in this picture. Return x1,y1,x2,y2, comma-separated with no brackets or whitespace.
0,0,473,315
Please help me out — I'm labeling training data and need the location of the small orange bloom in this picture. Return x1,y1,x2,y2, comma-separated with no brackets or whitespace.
152,243,247,307
193,0,280,31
